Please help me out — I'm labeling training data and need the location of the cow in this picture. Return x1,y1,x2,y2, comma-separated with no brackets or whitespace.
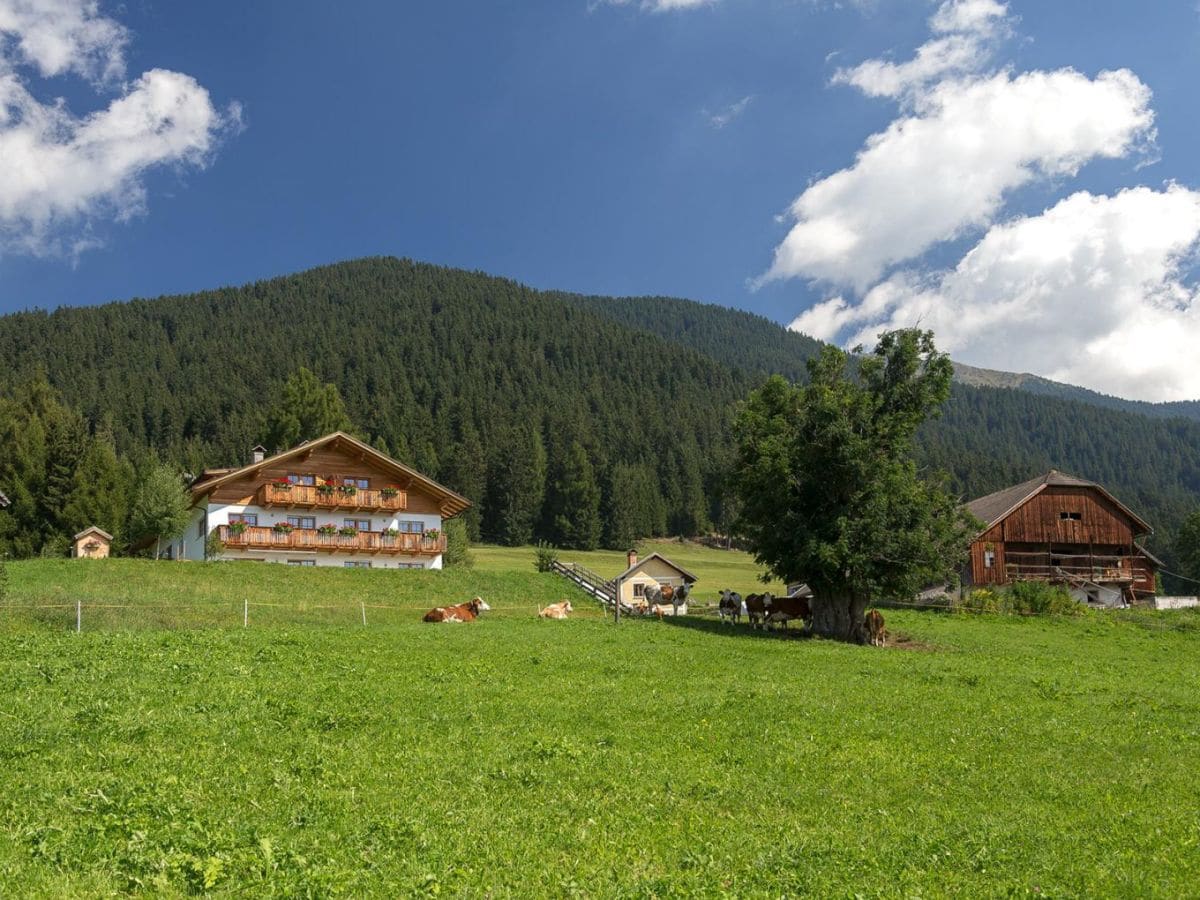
423,597,490,623
864,609,886,647
743,593,770,630
539,600,573,620
764,594,812,632
718,589,743,624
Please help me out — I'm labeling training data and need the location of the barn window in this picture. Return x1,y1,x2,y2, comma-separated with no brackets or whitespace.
984,550,995,568
288,474,316,486
343,477,370,489
1059,511,1082,521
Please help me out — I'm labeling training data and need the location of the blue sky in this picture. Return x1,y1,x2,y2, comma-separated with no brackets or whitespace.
2,1,1200,400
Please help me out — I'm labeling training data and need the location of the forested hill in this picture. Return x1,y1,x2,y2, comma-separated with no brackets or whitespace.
1,256,1199,569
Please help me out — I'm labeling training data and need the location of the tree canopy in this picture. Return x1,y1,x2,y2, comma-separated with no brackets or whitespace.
732,330,977,640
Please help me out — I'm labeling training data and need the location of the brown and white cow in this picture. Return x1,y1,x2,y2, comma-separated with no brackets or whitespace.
764,594,811,631
743,593,770,629
864,609,886,647
539,600,573,620
423,597,491,623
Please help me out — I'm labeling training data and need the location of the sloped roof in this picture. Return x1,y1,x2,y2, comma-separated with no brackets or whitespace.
74,526,113,541
616,552,699,584
189,431,472,518
965,470,1151,536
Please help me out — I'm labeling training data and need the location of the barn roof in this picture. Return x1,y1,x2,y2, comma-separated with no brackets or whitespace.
965,470,1152,536
616,552,698,584
189,431,472,518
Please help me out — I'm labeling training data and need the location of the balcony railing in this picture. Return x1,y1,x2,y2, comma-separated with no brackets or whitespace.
1002,552,1152,585
217,525,445,555
257,483,407,512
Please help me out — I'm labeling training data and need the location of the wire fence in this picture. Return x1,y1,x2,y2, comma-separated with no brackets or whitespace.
0,598,614,633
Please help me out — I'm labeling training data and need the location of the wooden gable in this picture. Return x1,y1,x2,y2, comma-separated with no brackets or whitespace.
997,485,1137,547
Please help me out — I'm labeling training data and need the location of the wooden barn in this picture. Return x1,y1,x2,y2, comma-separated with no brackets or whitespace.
964,470,1159,606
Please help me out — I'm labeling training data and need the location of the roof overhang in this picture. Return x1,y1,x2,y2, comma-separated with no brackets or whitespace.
616,552,699,584
188,431,472,518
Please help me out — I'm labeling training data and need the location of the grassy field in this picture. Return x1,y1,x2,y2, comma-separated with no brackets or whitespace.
1,560,1199,895
473,539,785,599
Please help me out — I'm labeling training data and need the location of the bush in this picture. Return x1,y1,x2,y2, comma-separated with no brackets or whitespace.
204,531,226,560
960,582,1082,616
533,541,558,573
443,518,474,569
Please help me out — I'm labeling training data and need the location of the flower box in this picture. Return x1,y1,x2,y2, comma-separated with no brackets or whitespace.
381,487,399,498
382,527,399,537
273,523,294,534
228,521,248,535
316,485,335,495
337,485,358,496
338,526,359,537
317,524,338,535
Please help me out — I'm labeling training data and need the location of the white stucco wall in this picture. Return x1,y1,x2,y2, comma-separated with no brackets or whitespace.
188,501,444,569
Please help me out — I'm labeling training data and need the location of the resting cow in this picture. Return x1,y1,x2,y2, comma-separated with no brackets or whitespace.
864,609,886,647
765,594,811,631
539,600,573,620
423,597,490,623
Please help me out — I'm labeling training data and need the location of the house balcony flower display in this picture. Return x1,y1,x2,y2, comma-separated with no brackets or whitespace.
273,478,292,490
273,522,294,534
228,521,248,535
316,484,335,496
381,486,400,498
316,524,338,535
337,484,357,496
382,527,399,537
425,528,441,542
338,525,358,537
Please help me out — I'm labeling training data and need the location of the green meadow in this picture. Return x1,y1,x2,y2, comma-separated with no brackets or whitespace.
1,559,1198,896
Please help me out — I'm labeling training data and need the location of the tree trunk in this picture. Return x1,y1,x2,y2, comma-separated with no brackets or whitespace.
810,592,868,642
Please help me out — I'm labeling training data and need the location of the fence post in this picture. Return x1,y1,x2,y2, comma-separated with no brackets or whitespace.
76,599,81,634
361,602,366,627
243,598,248,628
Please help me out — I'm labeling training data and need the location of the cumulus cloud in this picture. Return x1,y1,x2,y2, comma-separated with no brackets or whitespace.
762,0,1155,290
0,0,238,257
792,186,1200,401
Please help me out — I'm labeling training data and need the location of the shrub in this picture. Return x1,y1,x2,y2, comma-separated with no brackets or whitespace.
533,541,558,573
204,531,225,560
960,582,1083,616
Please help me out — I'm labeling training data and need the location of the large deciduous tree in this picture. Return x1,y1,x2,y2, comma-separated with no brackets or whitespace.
129,463,192,560
732,330,976,641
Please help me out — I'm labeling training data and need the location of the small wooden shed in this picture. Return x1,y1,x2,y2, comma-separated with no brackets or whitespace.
73,527,113,560
615,550,698,609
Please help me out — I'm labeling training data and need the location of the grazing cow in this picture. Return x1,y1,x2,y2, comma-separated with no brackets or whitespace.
539,600,573,620
765,594,812,632
743,593,770,630
718,589,743,624
423,597,490,623
864,609,886,647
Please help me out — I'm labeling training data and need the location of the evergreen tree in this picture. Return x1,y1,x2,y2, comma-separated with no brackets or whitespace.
129,464,192,560
546,441,602,550
604,462,666,549
442,517,474,568
264,368,352,451
487,426,546,546
62,427,132,543
441,421,486,541
1176,509,1200,583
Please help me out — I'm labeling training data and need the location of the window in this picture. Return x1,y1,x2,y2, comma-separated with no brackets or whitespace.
343,518,371,531
229,513,258,526
288,474,315,486
397,520,425,534
344,561,372,569
633,583,645,598
288,559,316,567
197,519,205,539
343,477,370,489
1059,511,1082,521
287,515,316,529
984,550,995,568
397,563,424,569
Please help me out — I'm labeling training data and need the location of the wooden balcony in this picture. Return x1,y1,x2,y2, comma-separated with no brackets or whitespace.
1002,552,1152,586
257,483,408,512
217,525,445,555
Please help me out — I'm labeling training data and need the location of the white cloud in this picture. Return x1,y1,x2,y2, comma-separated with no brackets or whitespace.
594,0,715,11
793,186,1200,401
706,95,753,129
0,0,238,257
764,66,1153,290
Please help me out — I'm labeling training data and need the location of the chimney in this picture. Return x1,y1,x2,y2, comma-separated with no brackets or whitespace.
626,548,638,569
251,444,266,464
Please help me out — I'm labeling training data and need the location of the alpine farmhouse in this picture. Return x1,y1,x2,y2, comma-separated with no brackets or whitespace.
964,470,1160,607
178,432,470,569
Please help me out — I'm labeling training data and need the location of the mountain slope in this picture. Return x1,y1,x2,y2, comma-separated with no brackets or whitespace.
1,256,1198,568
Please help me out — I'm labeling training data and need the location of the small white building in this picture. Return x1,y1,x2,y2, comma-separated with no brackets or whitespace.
615,550,697,610
177,432,470,570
